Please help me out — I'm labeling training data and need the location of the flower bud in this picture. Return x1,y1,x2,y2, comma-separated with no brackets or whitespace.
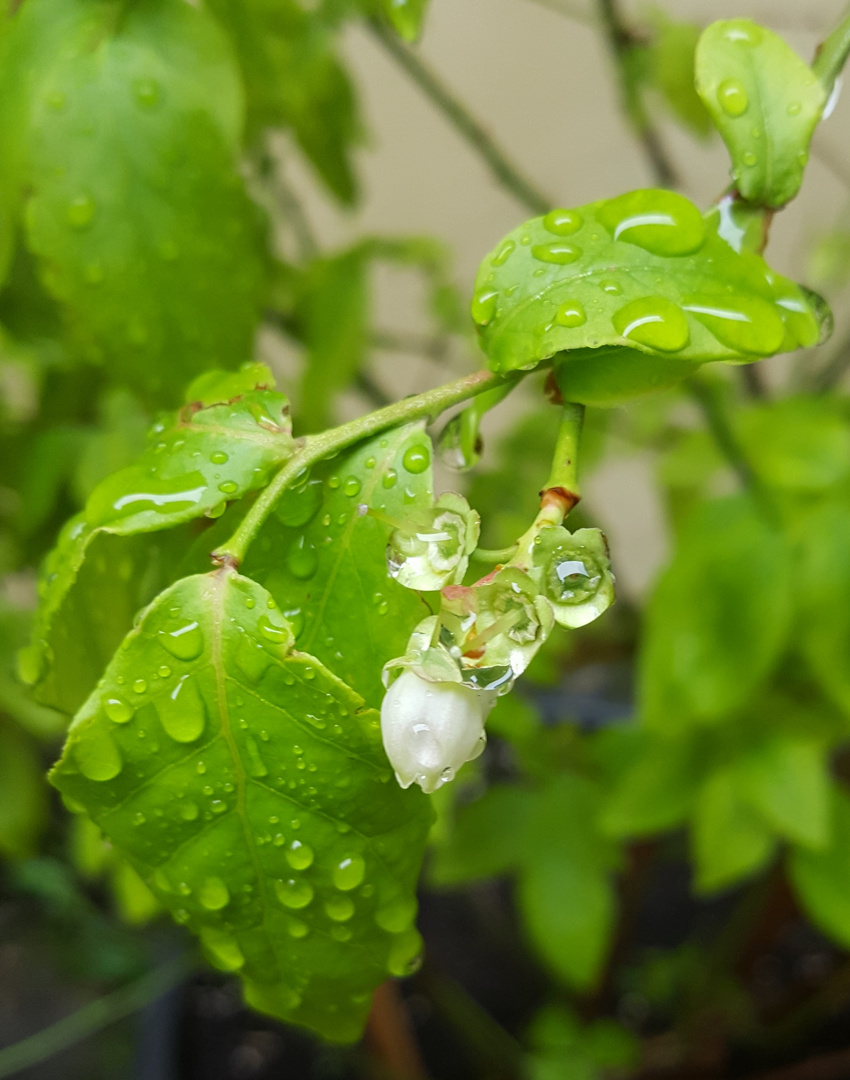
386,493,480,591
380,670,496,794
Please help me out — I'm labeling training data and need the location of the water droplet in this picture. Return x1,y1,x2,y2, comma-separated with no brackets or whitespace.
343,476,361,497
275,878,314,909
325,895,355,922
67,193,96,229
491,239,516,266
742,151,758,167
104,695,134,724
258,614,290,648
787,101,802,116
200,928,244,971
210,799,227,814
243,735,268,778
159,621,204,660
158,665,171,678
133,77,160,108
286,840,314,870
331,925,352,942
387,928,423,977
598,189,705,256
287,535,318,580
199,877,230,911
133,678,147,695
218,480,238,495
723,20,763,46
180,801,199,821
158,675,206,742
683,294,785,354
613,296,690,352
75,729,123,782
402,444,430,474
287,917,309,938
531,241,582,265
327,475,341,490
555,300,587,328
543,209,582,236
133,811,146,826
382,469,398,489
471,288,498,326
333,856,365,891
196,762,207,774
717,78,749,117
375,897,417,933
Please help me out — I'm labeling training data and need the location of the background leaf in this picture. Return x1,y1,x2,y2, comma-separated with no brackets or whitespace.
695,19,826,208
50,570,433,1042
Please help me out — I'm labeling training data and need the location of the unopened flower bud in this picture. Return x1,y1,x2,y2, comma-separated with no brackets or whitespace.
380,670,496,794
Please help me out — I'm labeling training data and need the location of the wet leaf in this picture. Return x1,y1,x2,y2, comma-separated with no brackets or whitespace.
790,789,850,948
50,570,433,1042
738,735,830,850
244,424,434,709
0,721,49,859
692,765,775,893
640,496,792,731
473,189,826,404
695,20,826,208
0,0,264,400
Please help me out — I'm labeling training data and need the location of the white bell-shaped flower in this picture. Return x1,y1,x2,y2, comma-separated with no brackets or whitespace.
380,670,496,794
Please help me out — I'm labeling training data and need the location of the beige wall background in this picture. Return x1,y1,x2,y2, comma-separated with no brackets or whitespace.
270,0,850,597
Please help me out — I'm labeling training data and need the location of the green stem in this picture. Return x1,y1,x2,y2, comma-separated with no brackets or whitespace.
0,955,192,1079
470,544,519,564
214,369,521,565
368,21,552,216
812,4,850,93
596,0,677,188
542,400,585,498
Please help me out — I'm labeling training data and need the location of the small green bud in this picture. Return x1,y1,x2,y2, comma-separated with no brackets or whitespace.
531,526,616,628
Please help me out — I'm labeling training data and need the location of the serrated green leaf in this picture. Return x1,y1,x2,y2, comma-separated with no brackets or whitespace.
692,766,775,893
695,20,826,208
736,398,850,492
50,570,433,1042
244,424,434,709
472,189,826,404
207,0,360,202
640,496,792,731
382,0,430,42
796,500,850,719
0,721,48,859
1,0,263,399
601,734,700,838
789,788,850,948
737,735,830,850
429,785,531,886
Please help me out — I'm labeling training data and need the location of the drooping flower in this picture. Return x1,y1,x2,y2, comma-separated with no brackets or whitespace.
386,492,480,591
380,669,497,794
530,526,616,628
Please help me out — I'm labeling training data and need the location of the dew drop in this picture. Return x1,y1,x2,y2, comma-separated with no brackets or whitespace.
180,801,199,821
288,917,310,938
682,293,785,354
717,78,749,117
75,729,123,782
275,878,314,909
382,469,398,489
531,241,582,265
67,193,96,230
491,239,516,266
742,151,758,167
210,450,228,465
402,444,430,474
343,476,361,497
199,877,230,911
325,895,355,922
387,928,423,977
612,296,690,352
598,189,705,256
543,209,582,236
104,695,134,724
287,535,318,580
158,665,171,678
327,475,341,490
331,925,352,942
133,678,147,695
787,101,802,116
286,840,314,870
158,675,206,743
471,288,498,326
258,614,291,648
218,480,238,495
555,301,587,328
200,928,245,971
159,621,204,660
333,856,365,891
375,897,417,934
243,735,268,778
600,279,623,295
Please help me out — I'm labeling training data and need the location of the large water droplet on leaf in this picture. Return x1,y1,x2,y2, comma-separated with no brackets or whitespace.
598,189,706,256
199,876,230,911
471,289,498,326
402,444,430,474
325,895,355,922
275,878,314,909
613,296,690,352
158,676,206,743
286,840,314,870
104,695,134,724
200,927,245,971
555,300,587,328
543,209,583,236
531,241,582,265
286,536,318,580
159,621,204,660
75,729,123,781
275,479,322,528
683,294,786,354
387,928,423,977
717,78,749,116
333,856,365,891
375,897,417,934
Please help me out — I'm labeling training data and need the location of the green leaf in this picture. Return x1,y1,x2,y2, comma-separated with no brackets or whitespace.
692,766,775,893
429,785,531,886
695,20,826,208
796,500,850,719
640,496,792,731
737,735,830,850
50,570,433,1042
244,424,435,709
645,15,713,139
2,0,264,399
0,721,48,859
473,190,826,404
790,789,850,948
737,397,850,492
25,369,293,712
519,776,618,988
382,0,430,42
601,733,700,838
207,0,360,202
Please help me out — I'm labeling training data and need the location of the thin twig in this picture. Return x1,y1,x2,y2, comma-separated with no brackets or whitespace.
596,0,677,188
0,954,192,1079
368,21,552,215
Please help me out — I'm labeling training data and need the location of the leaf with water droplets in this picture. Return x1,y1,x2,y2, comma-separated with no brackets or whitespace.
473,188,829,404
243,423,435,709
49,570,433,1042
25,367,294,713
0,0,264,400
695,19,827,208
